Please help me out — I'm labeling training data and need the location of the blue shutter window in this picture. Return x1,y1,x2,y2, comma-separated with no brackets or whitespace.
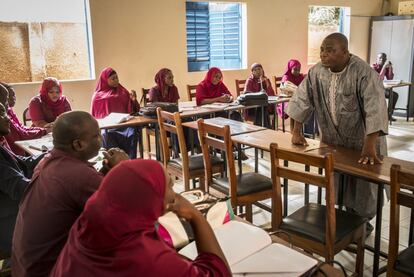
186,2,243,72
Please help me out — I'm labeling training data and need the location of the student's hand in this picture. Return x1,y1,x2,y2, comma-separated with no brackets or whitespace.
291,130,308,146
384,61,392,68
167,194,203,222
217,95,229,103
130,90,137,102
102,148,129,169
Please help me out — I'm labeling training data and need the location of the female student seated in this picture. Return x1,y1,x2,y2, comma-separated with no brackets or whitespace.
28,77,71,128
243,63,275,127
196,67,242,121
148,68,179,103
91,67,140,159
50,159,230,277
281,59,316,135
1,82,50,155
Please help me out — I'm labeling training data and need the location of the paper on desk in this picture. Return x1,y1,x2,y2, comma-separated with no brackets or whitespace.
15,134,53,153
232,243,317,275
97,113,132,127
179,221,271,266
383,79,401,86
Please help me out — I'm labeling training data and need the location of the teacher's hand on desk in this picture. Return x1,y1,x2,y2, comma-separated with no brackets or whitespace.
291,121,308,146
358,132,383,165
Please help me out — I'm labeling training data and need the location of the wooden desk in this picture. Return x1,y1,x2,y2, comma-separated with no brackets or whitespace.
268,96,291,131
383,81,412,122
182,117,266,136
232,128,414,276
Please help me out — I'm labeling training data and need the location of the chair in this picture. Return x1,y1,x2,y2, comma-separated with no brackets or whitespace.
23,107,31,126
157,108,224,191
140,88,150,106
186,85,197,101
234,79,246,97
141,88,156,158
273,76,283,94
269,143,366,276
387,164,414,277
197,119,277,227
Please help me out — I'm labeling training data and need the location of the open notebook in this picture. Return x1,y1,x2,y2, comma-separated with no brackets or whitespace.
96,113,133,128
179,221,317,276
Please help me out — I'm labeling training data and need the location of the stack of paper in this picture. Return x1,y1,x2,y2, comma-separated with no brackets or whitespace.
179,221,317,276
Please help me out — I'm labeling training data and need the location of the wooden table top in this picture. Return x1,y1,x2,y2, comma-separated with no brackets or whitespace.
232,129,414,185
182,117,267,136
383,81,412,89
98,116,157,129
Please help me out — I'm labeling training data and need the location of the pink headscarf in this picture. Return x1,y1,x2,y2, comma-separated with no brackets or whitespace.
195,67,231,106
281,59,305,86
50,159,229,277
153,68,179,103
39,78,67,117
245,63,275,96
91,67,135,119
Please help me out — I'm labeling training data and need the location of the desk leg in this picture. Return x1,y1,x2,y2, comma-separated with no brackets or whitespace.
373,183,384,277
154,124,161,161
407,85,411,122
283,160,289,217
409,190,414,245
304,165,310,205
138,127,144,158
388,88,393,125
338,174,345,210
255,148,259,173
282,102,285,132
238,143,243,174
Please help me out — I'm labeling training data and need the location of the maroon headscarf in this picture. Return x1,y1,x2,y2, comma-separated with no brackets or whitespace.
38,78,67,118
149,68,180,103
245,63,275,96
50,159,229,277
91,67,135,119
195,67,231,106
281,59,305,86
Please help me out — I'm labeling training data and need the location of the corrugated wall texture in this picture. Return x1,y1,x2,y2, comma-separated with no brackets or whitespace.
0,22,32,83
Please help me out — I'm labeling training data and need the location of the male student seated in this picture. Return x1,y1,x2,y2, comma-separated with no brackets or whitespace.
0,99,44,262
12,111,129,277
371,52,399,121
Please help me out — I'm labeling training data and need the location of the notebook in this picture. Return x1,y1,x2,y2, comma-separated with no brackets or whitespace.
97,113,133,128
179,221,317,276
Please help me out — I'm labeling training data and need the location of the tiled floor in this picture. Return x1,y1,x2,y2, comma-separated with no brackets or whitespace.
167,116,414,276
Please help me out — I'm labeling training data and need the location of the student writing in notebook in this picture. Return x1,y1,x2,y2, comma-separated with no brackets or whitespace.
50,159,230,277
148,68,180,103
1,82,50,156
243,63,275,127
28,77,71,128
91,67,140,158
12,111,128,277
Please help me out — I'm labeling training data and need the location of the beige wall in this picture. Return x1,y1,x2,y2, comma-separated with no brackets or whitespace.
10,0,382,119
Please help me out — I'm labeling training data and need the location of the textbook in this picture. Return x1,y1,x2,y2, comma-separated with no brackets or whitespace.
97,113,133,128
179,221,317,276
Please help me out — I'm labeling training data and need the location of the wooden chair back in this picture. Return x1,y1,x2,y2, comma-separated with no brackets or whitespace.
187,85,198,101
156,108,189,168
23,107,31,126
387,164,414,277
140,88,149,106
273,76,283,94
234,79,246,97
197,119,237,198
269,143,335,251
